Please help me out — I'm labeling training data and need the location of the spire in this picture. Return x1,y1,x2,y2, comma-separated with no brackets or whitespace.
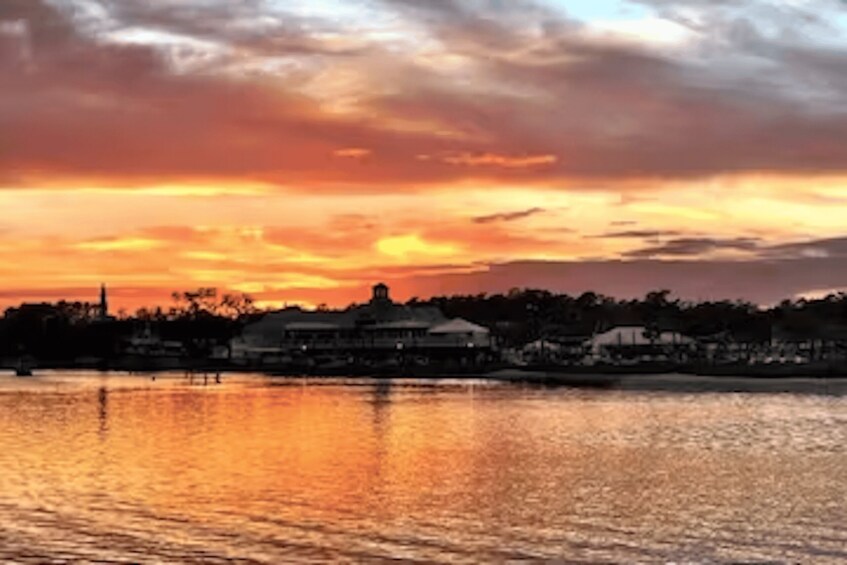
99,283,108,319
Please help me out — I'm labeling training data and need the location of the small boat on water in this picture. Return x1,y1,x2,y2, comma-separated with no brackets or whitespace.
14,358,34,377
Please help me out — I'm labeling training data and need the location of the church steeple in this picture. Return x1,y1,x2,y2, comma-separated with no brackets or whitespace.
99,283,108,320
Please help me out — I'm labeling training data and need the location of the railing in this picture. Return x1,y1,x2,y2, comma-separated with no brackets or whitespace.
280,335,491,351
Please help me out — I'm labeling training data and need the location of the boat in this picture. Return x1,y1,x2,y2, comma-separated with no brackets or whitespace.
14,358,33,377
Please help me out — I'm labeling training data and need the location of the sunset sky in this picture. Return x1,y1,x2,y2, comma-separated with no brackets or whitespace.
5,0,847,311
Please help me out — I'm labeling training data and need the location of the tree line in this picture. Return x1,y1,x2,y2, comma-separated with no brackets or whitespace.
411,289,847,346
0,289,259,361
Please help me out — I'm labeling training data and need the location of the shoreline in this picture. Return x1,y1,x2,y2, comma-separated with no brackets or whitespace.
485,368,847,395
9,357,847,376
7,357,847,375
3,363,847,395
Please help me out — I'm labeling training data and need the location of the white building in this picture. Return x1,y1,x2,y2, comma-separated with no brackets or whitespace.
586,326,695,359
427,318,491,349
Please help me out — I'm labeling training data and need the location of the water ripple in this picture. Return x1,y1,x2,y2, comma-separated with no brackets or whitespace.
0,372,845,562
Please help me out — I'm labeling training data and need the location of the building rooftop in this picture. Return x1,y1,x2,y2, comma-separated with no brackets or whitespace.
241,284,449,344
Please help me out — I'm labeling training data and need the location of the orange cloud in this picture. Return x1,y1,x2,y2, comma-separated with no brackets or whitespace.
75,237,165,252
375,234,458,260
333,148,372,159
442,153,558,169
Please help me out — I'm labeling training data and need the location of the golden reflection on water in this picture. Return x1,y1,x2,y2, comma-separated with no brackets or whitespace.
0,372,845,562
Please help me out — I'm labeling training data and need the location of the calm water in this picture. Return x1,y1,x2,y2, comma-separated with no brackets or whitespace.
0,372,845,563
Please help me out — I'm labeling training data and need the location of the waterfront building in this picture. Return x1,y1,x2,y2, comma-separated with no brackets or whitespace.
586,325,695,362
122,324,185,358
232,283,492,364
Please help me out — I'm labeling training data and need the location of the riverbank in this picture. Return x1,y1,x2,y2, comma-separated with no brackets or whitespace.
3,360,847,395
486,368,847,394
